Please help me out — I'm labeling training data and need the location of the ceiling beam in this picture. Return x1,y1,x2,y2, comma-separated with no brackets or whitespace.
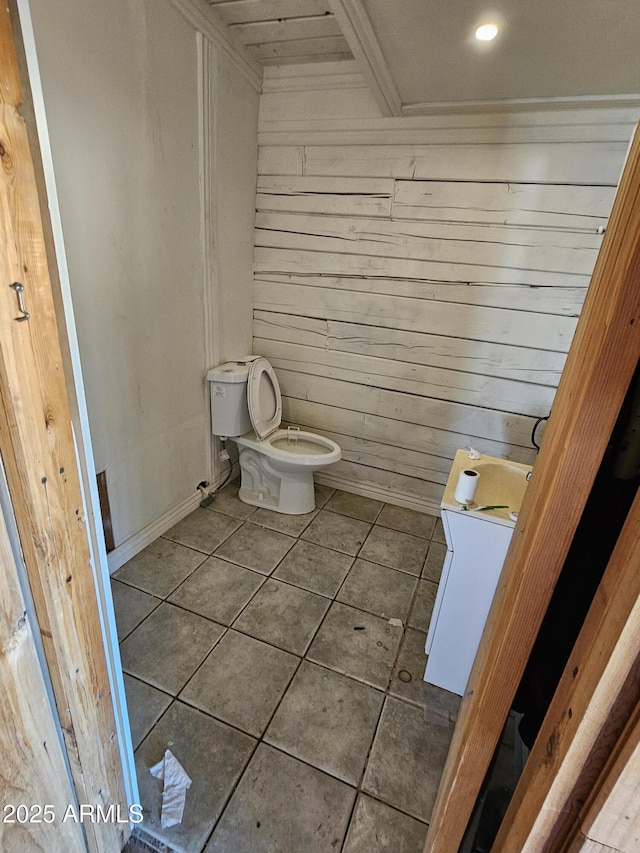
328,0,402,117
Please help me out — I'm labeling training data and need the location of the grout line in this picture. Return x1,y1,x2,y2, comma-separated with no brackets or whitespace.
119,491,450,851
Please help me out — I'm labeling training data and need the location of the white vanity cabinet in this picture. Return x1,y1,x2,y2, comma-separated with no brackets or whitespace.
424,510,514,695
423,449,532,696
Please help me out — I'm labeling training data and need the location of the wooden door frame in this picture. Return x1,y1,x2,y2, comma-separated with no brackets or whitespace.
1,4,134,849
494,487,640,851
11,0,138,809
0,456,86,852
425,126,640,852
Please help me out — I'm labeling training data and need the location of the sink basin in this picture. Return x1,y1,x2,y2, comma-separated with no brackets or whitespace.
441,449,533,527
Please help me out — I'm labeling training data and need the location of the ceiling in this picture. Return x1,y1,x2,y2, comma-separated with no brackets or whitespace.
207,0,640,114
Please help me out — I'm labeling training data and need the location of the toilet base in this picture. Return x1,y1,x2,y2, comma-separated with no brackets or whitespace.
237,446,316,514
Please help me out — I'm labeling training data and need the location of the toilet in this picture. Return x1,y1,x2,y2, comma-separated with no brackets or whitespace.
207,357,341,514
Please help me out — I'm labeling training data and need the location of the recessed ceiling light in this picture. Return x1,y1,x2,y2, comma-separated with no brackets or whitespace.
475,23,499,41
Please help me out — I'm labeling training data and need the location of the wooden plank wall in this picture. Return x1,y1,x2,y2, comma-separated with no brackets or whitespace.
253,63,636,511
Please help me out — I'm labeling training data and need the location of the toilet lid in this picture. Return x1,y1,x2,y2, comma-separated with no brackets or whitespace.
247,357,282,439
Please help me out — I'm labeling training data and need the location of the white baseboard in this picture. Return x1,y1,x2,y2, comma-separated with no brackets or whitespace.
107,491,203,574
315,471,441,518
107,465,238,573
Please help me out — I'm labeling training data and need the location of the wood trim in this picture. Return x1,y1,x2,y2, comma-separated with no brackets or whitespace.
198,32,218,486
423,123,640,852
492,488,640,851
166,0,262,92
0,6,127,850
315,469,441,517
106,490,203,574
328,0,402,116
258,120,637,147
262,70,367,93
402,93,640,117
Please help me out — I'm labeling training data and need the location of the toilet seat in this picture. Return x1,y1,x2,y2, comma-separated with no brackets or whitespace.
247,357,282,439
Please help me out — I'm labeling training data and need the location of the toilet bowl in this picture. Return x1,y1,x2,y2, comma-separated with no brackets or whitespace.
207,357,341,514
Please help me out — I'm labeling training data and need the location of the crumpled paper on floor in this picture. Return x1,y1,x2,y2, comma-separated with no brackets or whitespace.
149,749,192,828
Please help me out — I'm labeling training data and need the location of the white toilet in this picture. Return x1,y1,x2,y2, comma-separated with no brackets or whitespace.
207,357,341,514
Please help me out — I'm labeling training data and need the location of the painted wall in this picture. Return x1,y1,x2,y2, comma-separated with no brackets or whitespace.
254,62,636,512
29,0,258,557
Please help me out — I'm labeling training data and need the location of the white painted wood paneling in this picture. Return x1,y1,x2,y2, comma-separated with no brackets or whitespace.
254,245,588,288
231,16,342,44
254,280,578,350
392,181,616,230
254,311,566,385
253,65,625,510
257,176,393,216
255,211,599,275
209,0,351,65
252,37,351,64
259,142,627,184
255,273,586,315
283,399,537,465
277,370,536,446
210,1,330,25
256,340,556,415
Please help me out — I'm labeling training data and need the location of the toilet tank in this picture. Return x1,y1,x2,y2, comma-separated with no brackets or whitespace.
207,361,252,437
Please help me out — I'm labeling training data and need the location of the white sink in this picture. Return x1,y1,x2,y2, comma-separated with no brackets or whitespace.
441,449,533,527
425,448,535,693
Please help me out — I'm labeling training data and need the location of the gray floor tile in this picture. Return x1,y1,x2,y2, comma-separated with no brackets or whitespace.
337,559,417,622
408,579,438,631
390,629,459,722
205,481,256,519
363,696,452,822
265,661,384,785
113,538,207,598
234,578,330,655
423,541,447,582
359,527,428,576
314,483,335,508
168,557,264,625
433,516,447,544
301,510,371,556
164,509,242,555
325,491,383,523
389,627,430,708
272,540,354,598
120,603,225,695
306,602,403,689
376,504,436,540
425,683,461,726
181,630,298,737
136,701,255,853
123,674,171,750
205,743,355,853
214,522,295,574
111,580,160,641
391,629,461,723
343,794,428,853
250,506,319,537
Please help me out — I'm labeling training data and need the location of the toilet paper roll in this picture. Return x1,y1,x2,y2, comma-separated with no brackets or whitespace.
454,468,479,504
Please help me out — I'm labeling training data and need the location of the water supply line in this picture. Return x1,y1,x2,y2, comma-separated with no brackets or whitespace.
197,439,235,506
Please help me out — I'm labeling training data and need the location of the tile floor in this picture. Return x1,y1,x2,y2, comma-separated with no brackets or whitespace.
113,483,459,853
